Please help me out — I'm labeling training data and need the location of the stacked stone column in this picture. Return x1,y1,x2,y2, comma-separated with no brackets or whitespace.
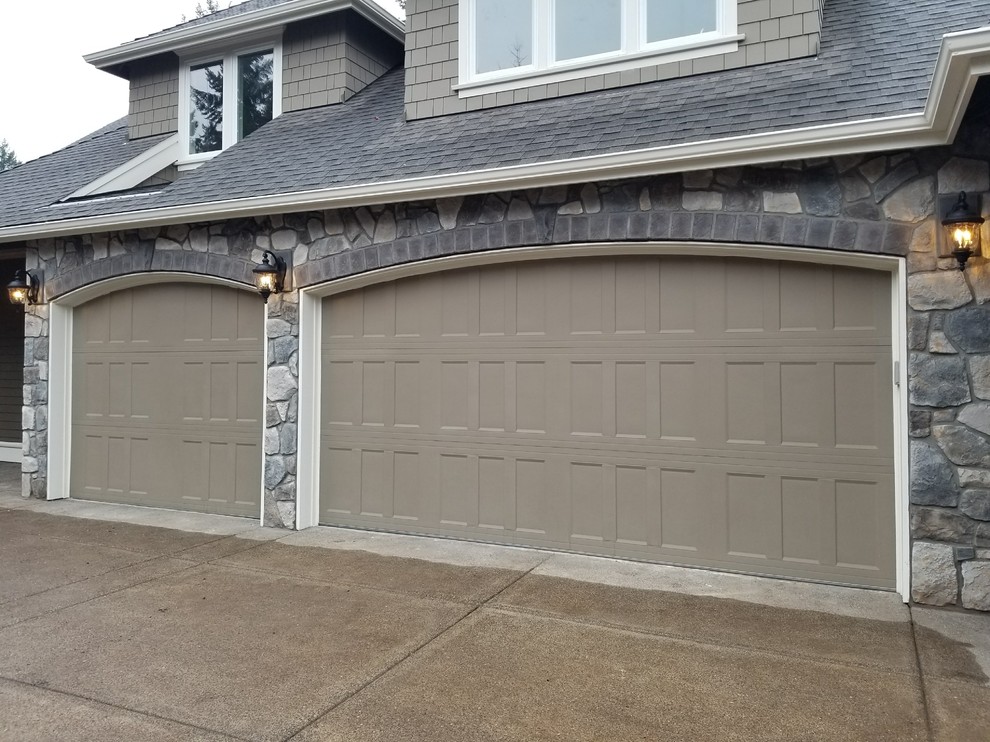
907,157,990,611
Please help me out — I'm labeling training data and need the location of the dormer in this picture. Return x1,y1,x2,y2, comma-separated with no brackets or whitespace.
84,0,404,171
404,0,822,119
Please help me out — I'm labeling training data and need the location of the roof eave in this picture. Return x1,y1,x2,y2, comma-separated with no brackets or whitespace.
84,0,404,70
8,25,989,246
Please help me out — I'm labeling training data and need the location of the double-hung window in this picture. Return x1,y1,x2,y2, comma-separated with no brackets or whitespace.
460,0,738,94
180,42,282,164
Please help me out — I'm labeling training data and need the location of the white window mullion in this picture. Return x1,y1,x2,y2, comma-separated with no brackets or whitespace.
222,52,235,150
626,0,640,55
535,0,551,70
178,64,191,156
272,41,283,118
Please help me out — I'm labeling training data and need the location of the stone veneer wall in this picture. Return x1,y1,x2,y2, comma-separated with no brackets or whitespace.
21,116,990,610
403,0,821,120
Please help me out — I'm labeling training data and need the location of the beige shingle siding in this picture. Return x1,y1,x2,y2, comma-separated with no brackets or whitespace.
281,11,402,113
404,0,821,121
127,55,179,140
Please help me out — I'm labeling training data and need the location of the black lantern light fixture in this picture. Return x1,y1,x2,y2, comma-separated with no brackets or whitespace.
6,269,40,306
253,250,286,302
941,191,985,271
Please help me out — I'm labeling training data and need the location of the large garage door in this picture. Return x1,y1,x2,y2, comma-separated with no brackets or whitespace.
320,256,895,588
72,283,264,517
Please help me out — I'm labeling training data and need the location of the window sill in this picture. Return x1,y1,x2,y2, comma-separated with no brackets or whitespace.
177,152,219,172
454,34,744,99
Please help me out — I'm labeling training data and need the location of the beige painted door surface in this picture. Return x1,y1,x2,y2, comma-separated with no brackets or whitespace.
320,256,895,588
72,284,264,517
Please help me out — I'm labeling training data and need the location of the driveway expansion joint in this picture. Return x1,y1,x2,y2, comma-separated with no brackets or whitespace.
0,675,252,742
0,556,201,631
283,556,551,741
909,605,939,742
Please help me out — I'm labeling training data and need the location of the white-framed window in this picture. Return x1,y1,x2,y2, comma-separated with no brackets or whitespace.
458,0,739,96
178,40,282,165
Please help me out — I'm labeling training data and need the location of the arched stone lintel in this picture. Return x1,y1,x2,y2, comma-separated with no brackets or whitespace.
45,251,255,303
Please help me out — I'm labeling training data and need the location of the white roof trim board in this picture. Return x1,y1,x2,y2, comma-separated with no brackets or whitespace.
64,135,180,200
84,0,404,70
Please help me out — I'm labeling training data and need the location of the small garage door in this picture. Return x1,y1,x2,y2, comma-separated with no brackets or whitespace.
72,283,264,517
320,255,895,588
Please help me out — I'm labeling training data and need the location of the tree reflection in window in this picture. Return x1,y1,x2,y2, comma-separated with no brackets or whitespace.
188,49,274,156
238,50,274,140
189,60,223,154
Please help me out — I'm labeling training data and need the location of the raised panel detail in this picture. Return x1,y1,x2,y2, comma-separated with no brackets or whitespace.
71,284,263,517
319,255,895,588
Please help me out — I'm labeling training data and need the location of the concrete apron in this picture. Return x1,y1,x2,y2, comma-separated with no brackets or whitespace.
1,492,988,742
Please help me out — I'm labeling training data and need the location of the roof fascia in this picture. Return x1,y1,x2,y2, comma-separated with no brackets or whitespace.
6,25,990,246
63,135,180,200
84,0,404,70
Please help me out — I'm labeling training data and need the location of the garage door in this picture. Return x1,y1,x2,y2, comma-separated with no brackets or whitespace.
72,283,264,517
320,256,895,588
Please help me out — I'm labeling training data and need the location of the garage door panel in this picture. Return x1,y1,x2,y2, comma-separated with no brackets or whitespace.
779,262,826,331
79,361,109,419
658,466,705,553
835,360,894,451
320,256,895,588
440,453,476,527
394,450,426,521
835,478,894,572
479,269,509,336
324,447,360,516
479,455,509,530
615,464,649,546
79,433,109,497
833,267,889,331
658,258,700,333
615,257,653,334
781,476,825,564
72,285,263,517
569,461,608,543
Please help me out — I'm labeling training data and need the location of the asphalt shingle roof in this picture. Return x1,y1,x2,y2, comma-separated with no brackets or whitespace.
0,121,170,229
0,0,982,232
132,0,298,42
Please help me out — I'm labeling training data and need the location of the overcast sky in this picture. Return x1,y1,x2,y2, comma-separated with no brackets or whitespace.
1,0,403,164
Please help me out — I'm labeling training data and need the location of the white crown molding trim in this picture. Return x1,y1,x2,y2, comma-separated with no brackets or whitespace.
4,27,989,245
84,0,404,71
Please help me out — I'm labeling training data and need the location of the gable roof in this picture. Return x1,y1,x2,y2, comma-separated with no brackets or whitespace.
2,0,990,243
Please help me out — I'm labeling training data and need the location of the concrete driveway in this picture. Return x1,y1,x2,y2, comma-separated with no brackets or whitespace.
1,481,988,740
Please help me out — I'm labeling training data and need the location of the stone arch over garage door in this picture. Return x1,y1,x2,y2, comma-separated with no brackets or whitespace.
305,245,900,588
58,277,265,517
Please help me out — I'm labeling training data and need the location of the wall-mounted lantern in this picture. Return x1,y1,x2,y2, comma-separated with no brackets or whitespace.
6,269,41,306
253,250,287,303
941,191,985,271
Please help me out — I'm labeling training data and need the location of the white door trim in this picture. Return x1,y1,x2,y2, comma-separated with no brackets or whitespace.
893,261,911,603
46,272,260,504
296,241,909,595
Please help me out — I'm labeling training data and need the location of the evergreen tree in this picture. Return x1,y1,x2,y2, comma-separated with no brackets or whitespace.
0,140,19,172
